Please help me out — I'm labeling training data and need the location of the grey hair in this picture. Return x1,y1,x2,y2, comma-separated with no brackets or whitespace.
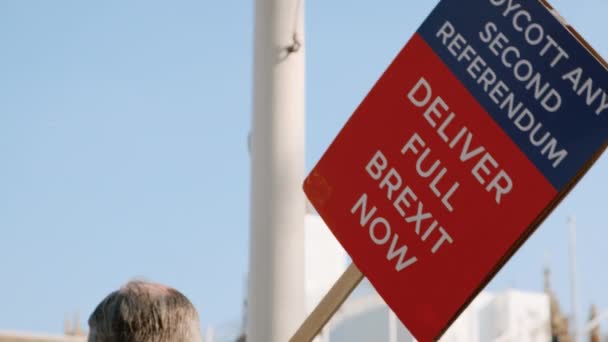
88,281,202,342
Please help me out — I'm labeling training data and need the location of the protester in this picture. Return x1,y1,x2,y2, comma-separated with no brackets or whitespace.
88,280,202,342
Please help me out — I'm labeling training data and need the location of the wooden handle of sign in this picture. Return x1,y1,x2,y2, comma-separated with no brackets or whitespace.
290,263,364,342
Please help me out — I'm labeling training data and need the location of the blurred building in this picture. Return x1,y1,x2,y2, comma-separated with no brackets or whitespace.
303,212,552,342
321,281,550,342
304,213,348,314
234,212,348,342
0,332,85,342
233,213,605,342
0,317,86,342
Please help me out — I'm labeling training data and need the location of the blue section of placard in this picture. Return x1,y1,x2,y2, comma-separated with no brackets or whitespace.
417,0,607,190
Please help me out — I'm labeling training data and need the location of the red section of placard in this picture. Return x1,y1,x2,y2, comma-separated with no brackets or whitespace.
304,34,557,342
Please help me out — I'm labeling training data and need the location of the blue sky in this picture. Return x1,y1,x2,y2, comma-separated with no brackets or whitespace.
0,0,606,336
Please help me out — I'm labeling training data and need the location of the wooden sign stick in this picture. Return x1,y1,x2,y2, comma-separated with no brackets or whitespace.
290,263,364,342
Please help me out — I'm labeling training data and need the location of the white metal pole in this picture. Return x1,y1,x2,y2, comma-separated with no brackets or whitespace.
247,0,306,341
568,216,580,342
388,309,398,342
205,327,215,342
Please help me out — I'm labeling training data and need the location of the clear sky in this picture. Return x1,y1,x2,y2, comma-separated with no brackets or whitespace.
0,0,606,337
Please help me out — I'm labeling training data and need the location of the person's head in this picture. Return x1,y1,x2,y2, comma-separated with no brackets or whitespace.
88,280,202,342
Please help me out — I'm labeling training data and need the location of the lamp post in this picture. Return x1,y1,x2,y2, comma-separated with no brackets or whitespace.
247,0,306,341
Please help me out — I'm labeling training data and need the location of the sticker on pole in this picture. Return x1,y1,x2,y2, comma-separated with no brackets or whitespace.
304,0,607,340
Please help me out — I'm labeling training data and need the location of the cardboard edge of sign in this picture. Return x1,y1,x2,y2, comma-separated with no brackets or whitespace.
291,1,608,341
538,0,608,70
